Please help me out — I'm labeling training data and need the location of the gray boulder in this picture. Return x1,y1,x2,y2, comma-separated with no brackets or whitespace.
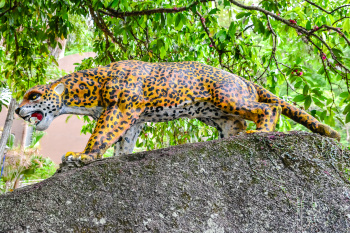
0,132,349,232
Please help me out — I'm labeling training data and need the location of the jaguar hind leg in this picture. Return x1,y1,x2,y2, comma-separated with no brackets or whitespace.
213,98,282,132
198,116,247,138
113,122,145,156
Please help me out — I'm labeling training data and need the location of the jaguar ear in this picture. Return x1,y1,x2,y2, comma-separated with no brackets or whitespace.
54,83,65,95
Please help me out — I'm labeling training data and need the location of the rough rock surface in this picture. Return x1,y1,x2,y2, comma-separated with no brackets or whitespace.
0,132,350,232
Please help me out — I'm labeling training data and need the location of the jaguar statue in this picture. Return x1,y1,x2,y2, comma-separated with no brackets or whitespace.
15,60,340,161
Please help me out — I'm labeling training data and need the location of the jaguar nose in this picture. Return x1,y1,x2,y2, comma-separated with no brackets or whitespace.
15,107,20,115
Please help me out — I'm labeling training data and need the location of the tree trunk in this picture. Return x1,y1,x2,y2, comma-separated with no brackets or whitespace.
0,132,349,232
48,37,67,60
21,123,28,149
0,97,17,167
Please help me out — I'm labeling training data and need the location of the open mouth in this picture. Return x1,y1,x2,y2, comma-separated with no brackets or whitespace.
25,111,44,125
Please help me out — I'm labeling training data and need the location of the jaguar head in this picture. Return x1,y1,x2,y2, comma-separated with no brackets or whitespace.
15,82,65,131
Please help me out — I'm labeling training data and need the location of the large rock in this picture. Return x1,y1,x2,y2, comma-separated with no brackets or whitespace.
0,132,349,232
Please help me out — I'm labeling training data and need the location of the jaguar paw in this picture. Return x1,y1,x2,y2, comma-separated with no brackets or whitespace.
246,130,258,134
246,130,270,134
64,152,96,161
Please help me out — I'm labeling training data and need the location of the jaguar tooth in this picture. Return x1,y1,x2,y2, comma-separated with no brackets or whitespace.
30,117,38,124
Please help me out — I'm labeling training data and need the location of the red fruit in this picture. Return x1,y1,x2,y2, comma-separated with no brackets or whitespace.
289,19,297,24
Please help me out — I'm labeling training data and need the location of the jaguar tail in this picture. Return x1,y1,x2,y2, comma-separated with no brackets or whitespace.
253,83,341,141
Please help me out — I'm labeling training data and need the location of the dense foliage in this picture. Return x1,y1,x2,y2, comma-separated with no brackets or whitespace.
1,0,350,150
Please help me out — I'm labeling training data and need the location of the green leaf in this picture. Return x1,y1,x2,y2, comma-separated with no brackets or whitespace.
295,57,302,65
258,20,265,34
252,17,260,32
294,81,303,88
236,12,249,19
293,94,306,102
336,116,345,125
0,0,5,8
343,18,350,33
166,14,173,26
346,112,350,123
236,12,245,19
304,95,312,110
332,48,343,57
320,110,327,121
303,85,309,95
313,97,324,108
122,30,128,44
306,21,312,30
343,103,350,114
340,92,349,98
317,67,325,74
175,14,183,30
208,8,220,14
160,47,166,59
216,30,227,42
110,0,120,8
228,22,236,37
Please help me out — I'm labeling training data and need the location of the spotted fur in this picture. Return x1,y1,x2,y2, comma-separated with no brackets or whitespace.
16,60,340,161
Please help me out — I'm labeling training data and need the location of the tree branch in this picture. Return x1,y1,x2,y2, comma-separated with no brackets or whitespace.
332,17,350,25
105,36,115,63
228,0,309,34
310,33,350,73
88,4,126,53
321,56,336,109
0,98,18,170
304,0,350,14
14,30,19,65
0,3,18,18
195,11,217,50
306,37,348,88
318,25,350,46
229,0,350,78
236,24,253,38
102,0,215,19
255,14,276,81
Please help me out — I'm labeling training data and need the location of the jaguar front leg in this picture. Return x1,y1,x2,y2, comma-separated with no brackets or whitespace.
64,105,143,161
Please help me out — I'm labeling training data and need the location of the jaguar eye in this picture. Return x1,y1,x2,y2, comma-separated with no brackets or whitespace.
29,93,41,100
